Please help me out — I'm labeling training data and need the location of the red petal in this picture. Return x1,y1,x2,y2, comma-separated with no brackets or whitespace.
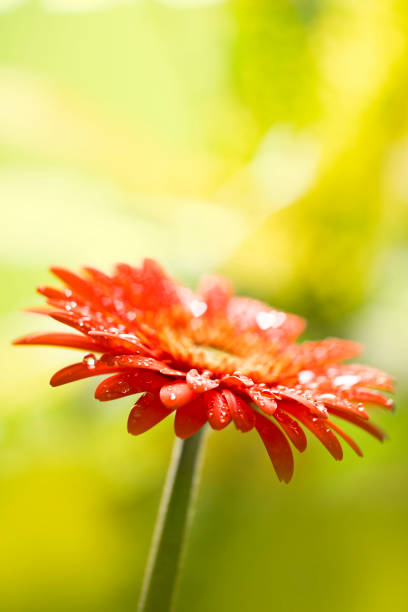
24,306,54,315
278,388,328,418
83,266,113,289
327,420,363,457
273,409,307,452
323,363,395,392
186,369,219,392
346,387,394,410
318,394,369,420
326,407,386,442
205,390,231,430
13,332,105,352
198,274,232,316
287,338,362,374
160,382,198,409
248,387,277,415
95,370,167,401
50,360,127,386
100,354,185,377
222,389,255,432
50,267,100,302
115,259,181,311
227,297,306,345
222,373,254,388
281,402,343,461
127,392,172,435
88,330,150,355
50,311,93,333
37,285,76,300
174,396,208,439
255,412,294,483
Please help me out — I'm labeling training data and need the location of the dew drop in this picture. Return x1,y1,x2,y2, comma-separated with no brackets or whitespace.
83,353,96,369
298,370,314,384
333,375,361,388
117,380,131,394
256,311,286,330
190,299,207,318
64,301,77,312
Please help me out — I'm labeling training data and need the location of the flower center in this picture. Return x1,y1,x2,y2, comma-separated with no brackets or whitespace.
195,344,237,359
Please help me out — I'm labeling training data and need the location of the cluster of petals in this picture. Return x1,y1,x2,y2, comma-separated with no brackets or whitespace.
14,259,394,482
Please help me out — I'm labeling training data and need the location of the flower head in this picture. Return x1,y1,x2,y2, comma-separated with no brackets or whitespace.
14,259,394,482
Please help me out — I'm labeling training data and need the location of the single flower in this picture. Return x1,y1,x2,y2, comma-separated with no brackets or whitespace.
14,259,394,482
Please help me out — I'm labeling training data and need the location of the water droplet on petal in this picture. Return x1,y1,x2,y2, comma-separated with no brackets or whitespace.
64,301,77,312
255,311,286,330
83,353,96,369
117,380,131,394
333,375,361,388
190,299,207,318
298,370,314,384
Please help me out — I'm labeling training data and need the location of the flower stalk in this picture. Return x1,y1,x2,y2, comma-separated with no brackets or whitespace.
138,428,207,612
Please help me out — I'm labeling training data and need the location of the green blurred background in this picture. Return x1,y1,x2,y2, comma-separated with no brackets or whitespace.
1,1,407,610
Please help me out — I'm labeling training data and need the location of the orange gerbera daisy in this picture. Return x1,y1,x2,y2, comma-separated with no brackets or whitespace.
14,259,394,482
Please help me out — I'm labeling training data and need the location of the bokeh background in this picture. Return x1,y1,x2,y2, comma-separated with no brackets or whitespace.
1,1,408,611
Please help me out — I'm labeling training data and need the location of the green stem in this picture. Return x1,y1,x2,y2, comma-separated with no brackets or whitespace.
137,428,206,612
